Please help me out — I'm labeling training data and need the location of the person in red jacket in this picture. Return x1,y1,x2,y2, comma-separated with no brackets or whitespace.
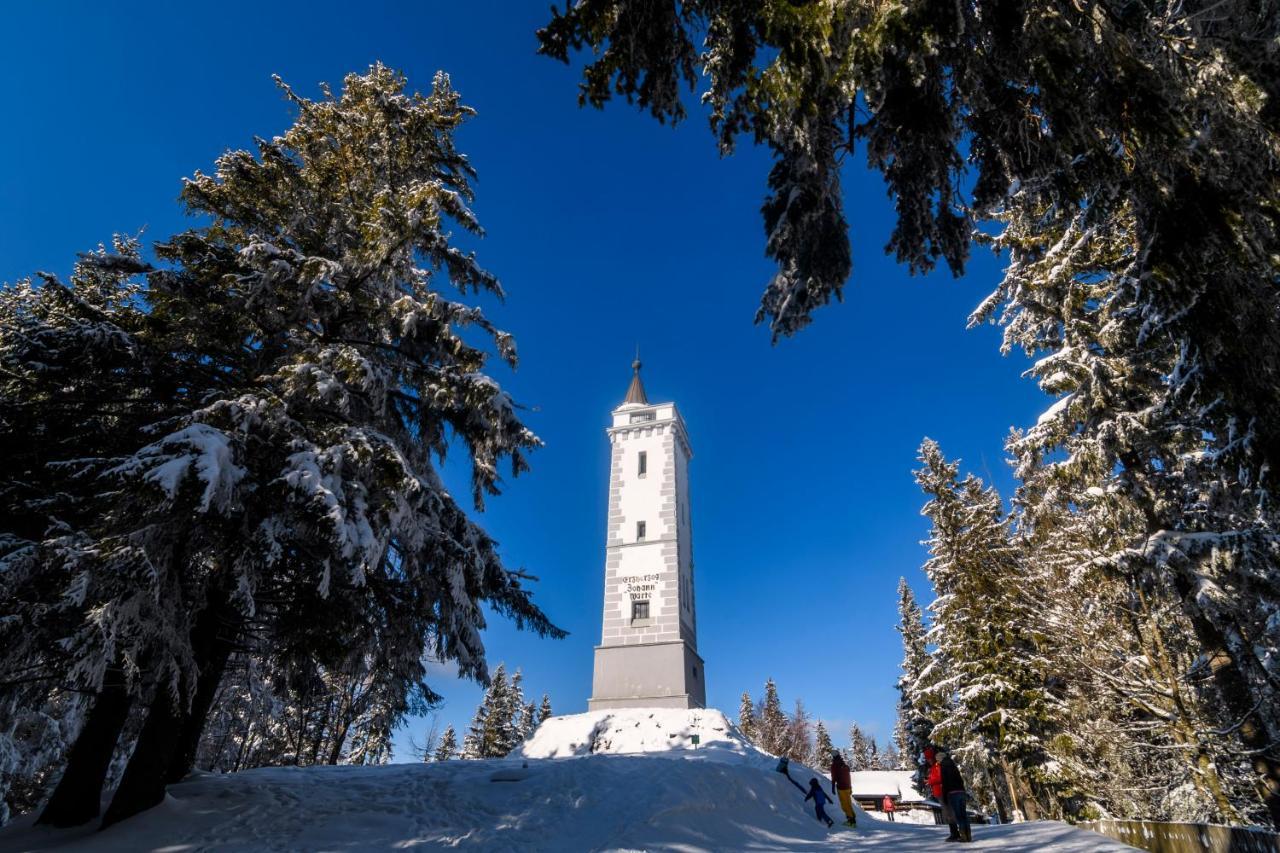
882,794,897,821
925,747,959,841
926,747,943,799
829,752,856,827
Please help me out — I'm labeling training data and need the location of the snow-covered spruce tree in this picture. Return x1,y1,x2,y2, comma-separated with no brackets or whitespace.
433,725,458,762
894,577,934,773
879,741,903,771
891,715,907,757
518,702,538,742
509,669,527,733
539,6,1280,824
507,668,541,745
915,439,1070,821
865,732,885,768
846,724,874,772
537,693,552,726
0,239,192,826
1014,454,1264,823
1011,452,1157,821
99,64,564,825
5,65,563,827
736,691,758,747
976,182,1280,823
462,663,521,759
813,721,834,770
459,712,484,759
536,1,1275,339
756,679,789,757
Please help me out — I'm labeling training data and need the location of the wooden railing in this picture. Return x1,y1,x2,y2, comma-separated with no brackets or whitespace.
1080,819,1280,853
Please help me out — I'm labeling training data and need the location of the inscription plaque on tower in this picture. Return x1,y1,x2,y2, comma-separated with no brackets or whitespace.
588,360,706,711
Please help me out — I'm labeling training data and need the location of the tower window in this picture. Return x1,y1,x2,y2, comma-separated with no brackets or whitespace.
638,451,647,476
632,600,650,621
636,521,646,541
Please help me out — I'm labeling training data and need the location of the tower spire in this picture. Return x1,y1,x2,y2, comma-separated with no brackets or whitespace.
623,353,648,405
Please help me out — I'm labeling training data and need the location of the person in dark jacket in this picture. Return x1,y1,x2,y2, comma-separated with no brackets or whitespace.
925,748,957,839
937,750,971,843
804,777,835,828
829,752,856,826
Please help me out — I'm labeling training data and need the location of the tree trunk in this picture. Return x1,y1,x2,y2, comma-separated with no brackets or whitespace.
1010,765,1041,820
324,692,354,765
327,721,351,765
103,584,243,827
101,683,184,828
1172,570,1280,829
290,683,312,765
1123,461,1280,829
980,758,1010,823
208,702,235,774
997,757,1024,820
306,696,332,765
231,720,253,773
1195,748,1241,824
36,665,132,827
1135,586,1242,824
165,592,238,784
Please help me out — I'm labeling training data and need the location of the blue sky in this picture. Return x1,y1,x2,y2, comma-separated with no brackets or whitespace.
3,2,1046,757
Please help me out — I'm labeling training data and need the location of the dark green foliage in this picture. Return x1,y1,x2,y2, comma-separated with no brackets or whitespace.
814,720,834,769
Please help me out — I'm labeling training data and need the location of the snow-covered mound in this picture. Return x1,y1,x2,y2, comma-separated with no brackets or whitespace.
1,708,1138,851
518,707,755,760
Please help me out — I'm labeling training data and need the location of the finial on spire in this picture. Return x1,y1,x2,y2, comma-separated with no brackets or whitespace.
623,350,649,405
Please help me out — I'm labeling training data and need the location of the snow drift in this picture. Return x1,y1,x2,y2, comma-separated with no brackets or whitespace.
0,708,1136,851
517,707,756,760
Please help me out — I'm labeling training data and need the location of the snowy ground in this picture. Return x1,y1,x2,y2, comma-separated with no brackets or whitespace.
0,709,1135,852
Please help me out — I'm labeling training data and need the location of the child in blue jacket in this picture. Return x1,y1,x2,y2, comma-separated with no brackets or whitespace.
804,777,835,827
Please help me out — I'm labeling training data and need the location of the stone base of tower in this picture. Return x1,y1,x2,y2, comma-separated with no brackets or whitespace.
588,641,706,711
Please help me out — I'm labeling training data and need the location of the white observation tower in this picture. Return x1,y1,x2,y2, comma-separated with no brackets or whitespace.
588,359,706,710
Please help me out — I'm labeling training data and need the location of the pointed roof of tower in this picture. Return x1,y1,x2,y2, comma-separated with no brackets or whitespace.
623,357,648,406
